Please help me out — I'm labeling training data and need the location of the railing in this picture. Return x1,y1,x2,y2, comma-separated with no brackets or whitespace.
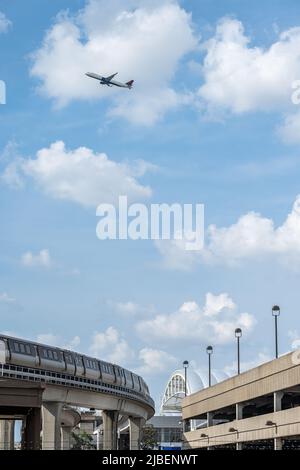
0,363,155,410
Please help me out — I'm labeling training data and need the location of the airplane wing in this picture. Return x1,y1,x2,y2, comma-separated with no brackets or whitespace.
105,72,118,81
85,72,103,80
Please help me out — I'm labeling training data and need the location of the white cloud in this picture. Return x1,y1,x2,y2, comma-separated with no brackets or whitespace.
137,293,255,344
289,330,300,349
198,17,300,115
90,327,134,364
137,348,176,375
3,141,152,207
36,333,81,350
0,12,12,34
30,0,197,125
21,249,52,269
224,352,271,375
157,195,300,269
278,110,300,144
109,301,140,316
0,292,15,303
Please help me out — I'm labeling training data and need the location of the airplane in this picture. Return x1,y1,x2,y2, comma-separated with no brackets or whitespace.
85,72,134,89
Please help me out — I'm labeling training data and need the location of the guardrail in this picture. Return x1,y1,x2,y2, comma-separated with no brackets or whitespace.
0,363,155,410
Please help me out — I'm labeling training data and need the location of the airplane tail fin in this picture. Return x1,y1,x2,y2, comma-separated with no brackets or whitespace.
126,80,134,89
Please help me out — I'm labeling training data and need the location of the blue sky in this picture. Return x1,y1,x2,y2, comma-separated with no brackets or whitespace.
1,0,300,408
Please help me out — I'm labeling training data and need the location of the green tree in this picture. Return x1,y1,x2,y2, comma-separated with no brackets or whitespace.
140,425,158,450
71,431,96,450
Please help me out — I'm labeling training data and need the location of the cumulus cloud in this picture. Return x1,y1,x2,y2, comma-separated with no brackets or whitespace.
157,196,300,269
21,249,52,269
289,330,300,349
90,327,134,364
198,17,300,114
0,292,15,303
3,141,152,207
36,333,81,350
137,348,176,375
279,110,300,144
108,301,140,316
30,0,197,125
0,12,12,34
137,293,255,344
224,351,271,375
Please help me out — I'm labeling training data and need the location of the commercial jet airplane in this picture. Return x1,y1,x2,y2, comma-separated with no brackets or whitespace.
85,72,134,89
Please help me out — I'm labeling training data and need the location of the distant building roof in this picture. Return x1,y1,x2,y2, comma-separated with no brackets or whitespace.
147,415,182,429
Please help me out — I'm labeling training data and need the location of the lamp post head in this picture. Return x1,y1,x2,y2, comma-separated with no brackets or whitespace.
266,420,276,426
272,305,280,317
183,360,189,368
206,346,213,355
235,328,242,338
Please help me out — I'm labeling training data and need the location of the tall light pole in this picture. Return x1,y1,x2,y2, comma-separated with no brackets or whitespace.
272,305,280,359
183,360,189,397
206,346,213,387
235,328,242,375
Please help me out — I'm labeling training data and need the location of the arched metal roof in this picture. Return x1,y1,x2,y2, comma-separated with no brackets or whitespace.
160,367,230,415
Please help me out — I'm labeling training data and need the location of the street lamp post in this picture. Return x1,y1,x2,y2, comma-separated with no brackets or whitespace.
272,305,280,359
183,360,189,397
235,328,242,375
206,346,213,387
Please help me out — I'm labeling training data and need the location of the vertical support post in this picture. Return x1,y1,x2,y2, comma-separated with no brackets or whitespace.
61,426,72,450
102,410,119,450
24,408,41,450
42,402,62,450
273,391,284,451
129,417,144,450
275,315,278,359
0,420,15,450
236,403,244,450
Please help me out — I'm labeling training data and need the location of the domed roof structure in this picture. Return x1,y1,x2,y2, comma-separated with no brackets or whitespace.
160,367,230,415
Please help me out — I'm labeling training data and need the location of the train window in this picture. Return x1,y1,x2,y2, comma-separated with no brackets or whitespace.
48,350,53,359
66,354,73,364
20,344,25,353
25,345,31,355
75,356,82,366
53,351,58,360
14,342,20,352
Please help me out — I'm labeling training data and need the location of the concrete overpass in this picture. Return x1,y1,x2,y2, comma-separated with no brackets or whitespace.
0,368,154,450
182,351,300,450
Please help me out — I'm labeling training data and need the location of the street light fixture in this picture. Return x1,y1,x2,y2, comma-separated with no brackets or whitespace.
229,427,238,433
183,360,189,397
206,346,213,387
272,305,280,359
235,328,242,375
266,420,276,427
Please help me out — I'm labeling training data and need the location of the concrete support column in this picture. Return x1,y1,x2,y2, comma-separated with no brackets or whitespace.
61,426,72,450
0,420,14,450
23,408,41,450
274,438,283,450
42,402,62,450
274,392,284,451
102,411,119,450
207,412,214,427
236,403,244,450
274,392,284,412
129,417,144,450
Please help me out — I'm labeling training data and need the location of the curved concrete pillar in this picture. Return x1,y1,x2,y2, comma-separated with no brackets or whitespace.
60,407,81,450
102,410,119,450
42,402,63,450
